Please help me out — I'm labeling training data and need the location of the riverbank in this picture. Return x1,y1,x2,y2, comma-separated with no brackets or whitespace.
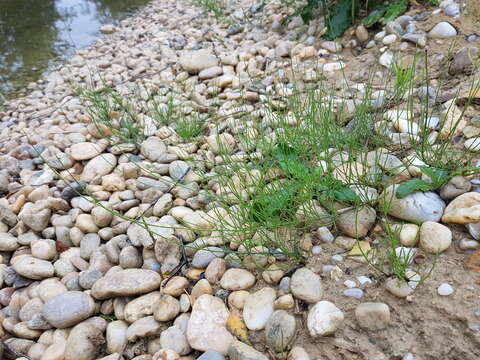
0,0,479,359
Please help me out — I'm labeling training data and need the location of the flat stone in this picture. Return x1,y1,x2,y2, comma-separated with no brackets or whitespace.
290,267,322,303
187,294,233,355
43,291,95,328
12,256,54,280
243,287,276,330
437,283,454,296
265,310,296,352
70,142,107,160
307,301,344,337
220,269,255,290
428,22,457,38
380,185,445,223
419,221,452,254
442,192,480,224
179,50,219,74
355,302,390,330
228,340,268,360
91,269,162,300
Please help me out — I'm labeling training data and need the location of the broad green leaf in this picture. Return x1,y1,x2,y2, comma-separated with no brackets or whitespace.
325,0,356,40
363,8,387,26
395,179,433,198
332,187,361,203
382,0,408,25
418,166,449,188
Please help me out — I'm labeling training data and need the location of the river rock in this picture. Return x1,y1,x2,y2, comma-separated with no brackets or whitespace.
449,47,479,75
307,301,344,337
43,291,95,328
70,142,107,160
154,294,180,322
442,192,480,223
220,269,255,290
160,325,191,355
419,221,452,254
288,346,311,360
126,316,162,342
179,50,219,74
228,340,268,360
206,133,236,154
124,291,161,323
336,206,376,238
265,310,296,352
290,267,322,303
428,22,457,38
439,176,471,199
355,302,390,330
140,137,167,161
19,203,51,232
0,233,19,251
12,256,54,280
81,153,117,182
379,185,445,223
106,320,128,354
91,269,161,299
192,247,225,268
243,287,276,330
187,294,233,355
64,317,106,360
198,351,226,360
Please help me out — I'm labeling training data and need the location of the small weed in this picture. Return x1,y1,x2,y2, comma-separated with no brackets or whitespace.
192,0,226,19
176,115,206,140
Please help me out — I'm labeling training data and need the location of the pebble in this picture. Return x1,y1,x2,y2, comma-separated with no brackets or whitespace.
42,291,95,328
437,283,454,296
228,340,268,360
198,351,226,360
192,247,225,268
265,310,296,352
419,221,452,254
307,301,344,337
12,256,54,280
343,288,364,299
344,280,356,288
179,49,219,74
243,287,276,330
311,245,322,255
355,302,391,330
382,34,397,45
91,269,162,299
428,22,457,38
290,267,323,303
357,276,372,285
442,192,480,223
380,185,445,223
186,294,233,355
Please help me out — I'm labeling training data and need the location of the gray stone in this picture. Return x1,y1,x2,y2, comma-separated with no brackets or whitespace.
379,185,445,223
91,269,162,300
198,351,226,360
43,291,95,328
265,310,296,352
228,340,268,360
290,267,322,303
192,247,225,268
179,50,219,74
79,270,103,289
355,302,390,330
428,22,457,38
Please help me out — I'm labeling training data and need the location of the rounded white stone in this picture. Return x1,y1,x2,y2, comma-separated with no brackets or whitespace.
437,283,454,296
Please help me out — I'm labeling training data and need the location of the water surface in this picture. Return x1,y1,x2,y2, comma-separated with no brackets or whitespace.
0,0,150,99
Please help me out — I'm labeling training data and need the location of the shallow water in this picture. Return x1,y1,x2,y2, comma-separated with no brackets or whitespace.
0,0,150,99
